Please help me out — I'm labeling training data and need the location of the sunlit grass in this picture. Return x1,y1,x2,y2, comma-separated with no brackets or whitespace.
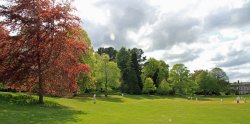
0,92,249,124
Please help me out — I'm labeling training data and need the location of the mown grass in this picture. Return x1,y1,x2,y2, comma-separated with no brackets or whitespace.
0,91,250,124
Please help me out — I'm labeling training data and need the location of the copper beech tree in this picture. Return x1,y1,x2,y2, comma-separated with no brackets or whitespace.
0,0,89,103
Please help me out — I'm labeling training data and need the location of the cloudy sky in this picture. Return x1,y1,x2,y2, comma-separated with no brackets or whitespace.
73,0,250,82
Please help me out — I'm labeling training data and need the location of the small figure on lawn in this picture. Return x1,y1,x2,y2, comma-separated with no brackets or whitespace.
244,98,247,103
221,98,223,103
93,94,96,104
236,96,240,104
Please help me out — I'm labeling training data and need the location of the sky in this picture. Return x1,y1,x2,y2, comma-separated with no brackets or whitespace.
73,0,250,82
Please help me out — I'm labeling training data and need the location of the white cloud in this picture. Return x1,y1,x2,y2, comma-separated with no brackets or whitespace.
73,0,250,82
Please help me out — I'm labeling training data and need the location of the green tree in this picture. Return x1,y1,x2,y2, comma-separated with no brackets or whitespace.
157,79,172,95
191,70,204,81
116,47,144,94
129,48,146,91
127,68,141,94
157,60,169,85
127,51,141,94
142,58,169,87
116,47,131,92
210,67,229,93
95,54,121,97
143,78,156,94
97,47,117,61
78,29,96,93
169,64,197,95
195,70,219,95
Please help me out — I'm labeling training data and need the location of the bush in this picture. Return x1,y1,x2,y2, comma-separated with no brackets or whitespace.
157,80,172,95
0,93,37,105
143,78,156,94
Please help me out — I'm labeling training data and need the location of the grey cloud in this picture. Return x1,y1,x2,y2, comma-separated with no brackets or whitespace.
218,49,250,67
84,0,156,50
205,2,250,29
149,13,202,50
227,71,250,82
211,54,225,62
164,48,202,65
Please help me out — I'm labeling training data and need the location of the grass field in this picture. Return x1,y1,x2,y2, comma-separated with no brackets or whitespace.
0,92,250,124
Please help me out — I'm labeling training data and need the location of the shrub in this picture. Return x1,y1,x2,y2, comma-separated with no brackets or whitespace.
157,80,172,95
0,93,37,105
143,78,156,94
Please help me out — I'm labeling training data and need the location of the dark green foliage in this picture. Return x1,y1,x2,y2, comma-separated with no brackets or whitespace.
97,47,117,61
142,58,169,88
0,93,37,105
194,68,230,95
129,48,146,64
117,47,146,94
195,70,220,95
129,50,143,94
127,69,141,94
210,67,229,93
210,67,229,82
116,47,131,93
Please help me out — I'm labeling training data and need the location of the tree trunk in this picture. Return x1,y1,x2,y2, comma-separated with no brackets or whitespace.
38,75,44,104
37,60,44,104
104,61,108,97
38,92,44,104
105,82,108,97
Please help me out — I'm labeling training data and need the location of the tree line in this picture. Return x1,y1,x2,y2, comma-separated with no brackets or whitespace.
80,46,232,96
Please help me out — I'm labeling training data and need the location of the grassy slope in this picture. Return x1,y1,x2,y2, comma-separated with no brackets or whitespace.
0,92,250,124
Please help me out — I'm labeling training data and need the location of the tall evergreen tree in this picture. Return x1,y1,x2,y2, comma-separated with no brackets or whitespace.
116,47,131,92
117,47,145,94
128,52,141,94
130,48,146,90
97,47,117,61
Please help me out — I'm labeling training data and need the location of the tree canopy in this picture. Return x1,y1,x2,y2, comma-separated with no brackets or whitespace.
0,0,89,103
95,54,121,97
97,47,117,61
142,58,169,88
169,64,197,95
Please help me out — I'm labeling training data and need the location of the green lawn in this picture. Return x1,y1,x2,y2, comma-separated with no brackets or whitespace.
0,92,250,124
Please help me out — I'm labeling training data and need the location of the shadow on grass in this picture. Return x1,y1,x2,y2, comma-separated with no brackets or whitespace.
0,93,86,124
74,95,124,103
193,97,213,101
97,96,124,102
123,94,178,100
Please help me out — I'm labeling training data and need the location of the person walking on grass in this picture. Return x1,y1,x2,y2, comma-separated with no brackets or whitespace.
236,96,240,104
93,94,96,104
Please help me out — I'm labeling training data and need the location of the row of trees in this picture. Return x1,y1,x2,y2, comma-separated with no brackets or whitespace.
80,45,230,96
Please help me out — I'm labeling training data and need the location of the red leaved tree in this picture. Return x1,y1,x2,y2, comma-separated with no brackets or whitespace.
0,0,89,104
